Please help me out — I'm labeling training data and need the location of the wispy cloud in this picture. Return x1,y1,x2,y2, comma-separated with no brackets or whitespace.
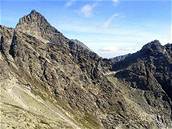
56,19,170,57
80,3,97,17
65,0,76,7
103,13,119,28
112,0,119,3
99,47,118,53
99,46,135,58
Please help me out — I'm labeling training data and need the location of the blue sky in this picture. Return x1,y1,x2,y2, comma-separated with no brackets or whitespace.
0,0,171,58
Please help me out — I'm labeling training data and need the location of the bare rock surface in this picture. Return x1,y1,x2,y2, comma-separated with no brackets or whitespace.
0,10,172,129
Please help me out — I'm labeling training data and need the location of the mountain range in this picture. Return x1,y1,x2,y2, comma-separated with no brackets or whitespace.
0,10,172,129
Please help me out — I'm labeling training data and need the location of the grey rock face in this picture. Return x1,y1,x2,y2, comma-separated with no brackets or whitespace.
70,39,91,51
112,40,172,127
9,31,18,58
16,10,67,43
111,53,131,63
113,40,172,96
0,35,4,52
0,10,172,129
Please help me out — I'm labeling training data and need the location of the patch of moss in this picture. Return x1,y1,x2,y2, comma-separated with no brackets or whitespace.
75,113,100,129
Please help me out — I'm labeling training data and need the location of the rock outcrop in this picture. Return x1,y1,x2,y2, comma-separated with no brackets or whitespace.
0,10,172,129
112,40,172,128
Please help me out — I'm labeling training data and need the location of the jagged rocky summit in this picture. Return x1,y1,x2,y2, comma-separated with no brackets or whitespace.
0,10,172,129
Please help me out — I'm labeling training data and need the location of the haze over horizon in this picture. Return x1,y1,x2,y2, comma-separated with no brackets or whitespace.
1,0,171,58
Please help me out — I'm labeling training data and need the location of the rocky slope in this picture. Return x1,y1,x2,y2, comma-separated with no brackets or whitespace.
113,40,172,100
0,10,172,129
110,54,131,64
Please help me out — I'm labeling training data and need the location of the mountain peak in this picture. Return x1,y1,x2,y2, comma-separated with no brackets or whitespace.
30,9,40,14
29,10,45,20
17,10,48,25
142,40,161,49
141,40,164,53
15,10,61,41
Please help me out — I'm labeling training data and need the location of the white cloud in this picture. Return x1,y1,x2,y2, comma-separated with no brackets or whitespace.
80,3,97,17
100,47,119,53
103,13,119,28
99,46,135,57
112,0,119,3
54,19,171,57
100,46,134,54
65,0,76,7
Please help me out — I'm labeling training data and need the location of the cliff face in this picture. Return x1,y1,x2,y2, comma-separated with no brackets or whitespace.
0,10,171,129
113,40,172,100
16,10,68,45
112,40,172,127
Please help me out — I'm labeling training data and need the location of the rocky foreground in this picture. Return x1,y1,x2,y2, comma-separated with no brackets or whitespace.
0,10,172,129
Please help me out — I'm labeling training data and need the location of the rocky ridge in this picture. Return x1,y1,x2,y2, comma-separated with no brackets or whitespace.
0,10,172,129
